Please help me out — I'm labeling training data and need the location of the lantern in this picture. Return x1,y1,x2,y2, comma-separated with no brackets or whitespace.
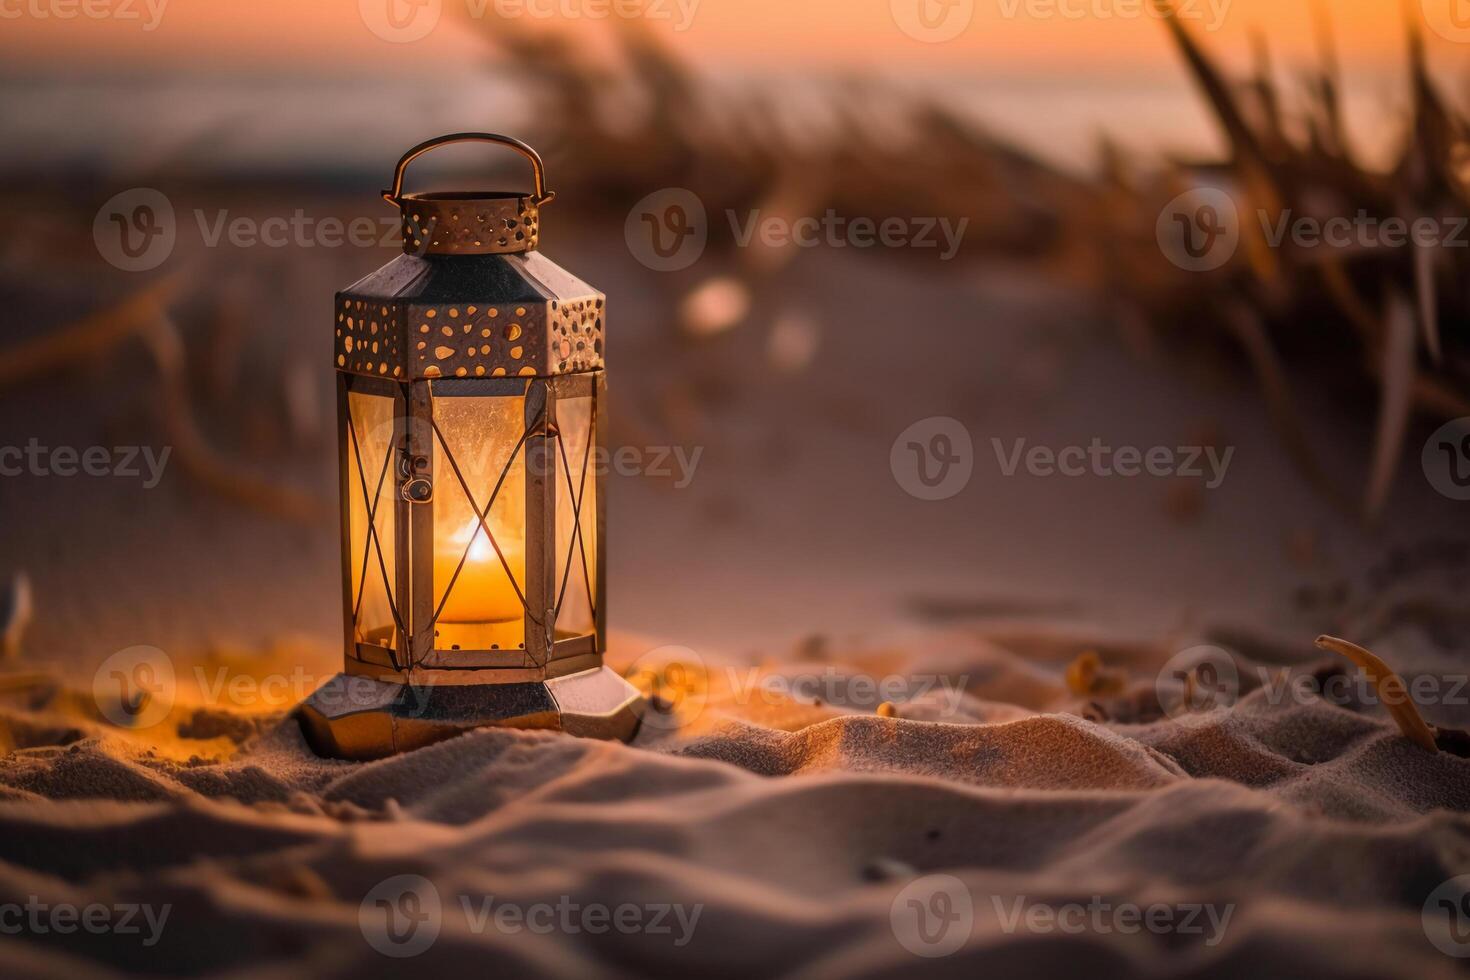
300,134,641,759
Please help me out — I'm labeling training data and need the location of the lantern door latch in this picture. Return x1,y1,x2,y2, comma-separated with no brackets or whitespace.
400,449,432,504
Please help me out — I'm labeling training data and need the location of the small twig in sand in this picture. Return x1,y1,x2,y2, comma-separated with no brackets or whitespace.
1314,635,1438,752
1066,650,1127,697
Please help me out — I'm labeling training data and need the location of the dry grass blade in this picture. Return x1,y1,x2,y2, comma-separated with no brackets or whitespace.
1314,634,1438,752
1223,303,1351,513
1135,8,1470,497
1413,241,1442,363
1365,294,1416,519
1309,0,1348,160
0,572,33,659
1152,0,1269,179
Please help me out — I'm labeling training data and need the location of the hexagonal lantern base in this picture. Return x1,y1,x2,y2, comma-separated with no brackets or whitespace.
298,666,642,761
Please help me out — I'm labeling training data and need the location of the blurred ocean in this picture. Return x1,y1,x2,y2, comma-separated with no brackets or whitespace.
0,66,1415,180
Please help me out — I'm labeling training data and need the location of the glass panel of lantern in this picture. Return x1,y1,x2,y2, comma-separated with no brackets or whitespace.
428,385,529,657
553,387,597,641
343,380,404,655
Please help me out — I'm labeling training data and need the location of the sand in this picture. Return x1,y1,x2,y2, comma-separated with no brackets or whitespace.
0,618,1466,979
3,219,1469,977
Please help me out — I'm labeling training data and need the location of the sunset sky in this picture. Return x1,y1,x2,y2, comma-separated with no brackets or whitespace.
1,0,1462,174
0,0,1452,77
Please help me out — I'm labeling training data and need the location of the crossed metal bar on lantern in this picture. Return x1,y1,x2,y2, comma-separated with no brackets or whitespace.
429,415,535,652
345,411,407,665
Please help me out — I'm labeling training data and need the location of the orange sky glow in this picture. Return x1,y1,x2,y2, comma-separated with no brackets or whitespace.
0,0,1451,78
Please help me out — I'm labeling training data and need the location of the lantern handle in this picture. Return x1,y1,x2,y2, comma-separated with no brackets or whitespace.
382,133,555,207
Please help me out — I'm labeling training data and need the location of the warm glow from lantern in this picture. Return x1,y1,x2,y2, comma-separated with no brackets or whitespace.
435,516,524,625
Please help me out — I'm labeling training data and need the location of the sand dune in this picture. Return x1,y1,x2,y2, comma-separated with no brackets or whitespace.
0,621,1466,977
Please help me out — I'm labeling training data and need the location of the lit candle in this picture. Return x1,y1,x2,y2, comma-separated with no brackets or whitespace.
435,517,524,624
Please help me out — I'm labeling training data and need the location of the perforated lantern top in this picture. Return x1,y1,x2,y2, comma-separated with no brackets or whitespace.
395,192,543,256
335,134,605,382
384,132,554,257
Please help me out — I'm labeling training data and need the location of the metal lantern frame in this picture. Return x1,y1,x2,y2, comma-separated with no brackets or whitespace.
301,134,639,759
337,367,607,681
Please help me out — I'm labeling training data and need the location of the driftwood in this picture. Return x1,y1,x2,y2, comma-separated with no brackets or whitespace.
0,275,329,525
